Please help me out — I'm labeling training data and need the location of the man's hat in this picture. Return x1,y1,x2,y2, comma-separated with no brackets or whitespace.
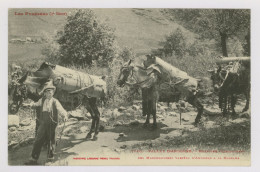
43,81,56,92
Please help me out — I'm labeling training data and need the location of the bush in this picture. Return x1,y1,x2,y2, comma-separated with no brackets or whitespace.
159,28,187,58
57,9,117,67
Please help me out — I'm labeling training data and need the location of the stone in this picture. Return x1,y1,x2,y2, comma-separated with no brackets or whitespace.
8,115,19,128
113,108,122,118
80,126,89,133
181,116,191,122
9,127,17,132
103,109,113,117
169,112,177,117
126,108,135,114
119,133,125,137
160,105,169,111
118,106,127,111
85,112,92,118
68,118,78,122
8,141,19,147
157,114,164,119
120,145,127,149
125,113,132,117
100,118,108,123
132,105,141,110
20,119,31,126
232,118,247,124
114,121,123,126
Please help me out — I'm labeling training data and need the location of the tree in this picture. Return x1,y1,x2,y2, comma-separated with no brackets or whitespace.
167,9,250,57
159,28,187,58
198,9,250,57
57,9,116,67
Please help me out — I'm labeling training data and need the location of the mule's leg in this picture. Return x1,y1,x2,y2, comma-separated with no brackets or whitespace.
231,95,237,116
151,96,157,129
142,89,150,127
142,88,148,117
83,98,95,139
89,98,100,139
243,89,250,112
187,95,203,126
219,90,226,115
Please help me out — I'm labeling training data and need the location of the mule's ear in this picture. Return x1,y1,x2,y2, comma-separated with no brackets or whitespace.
174,78,189,86
128,59,132,66
18,72,28,83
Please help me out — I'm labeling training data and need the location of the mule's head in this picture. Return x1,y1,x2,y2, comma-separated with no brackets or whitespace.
208,66,227,92
117,60,133,87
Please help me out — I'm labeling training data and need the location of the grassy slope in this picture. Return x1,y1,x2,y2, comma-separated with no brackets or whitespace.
8,8,195,63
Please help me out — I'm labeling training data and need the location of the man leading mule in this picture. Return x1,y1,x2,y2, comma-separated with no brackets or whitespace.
117,55,204,128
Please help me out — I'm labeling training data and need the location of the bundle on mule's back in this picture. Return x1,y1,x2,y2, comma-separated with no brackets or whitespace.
216,57,250,64
154,57,198,98
32,62,107,98
50,65,107,98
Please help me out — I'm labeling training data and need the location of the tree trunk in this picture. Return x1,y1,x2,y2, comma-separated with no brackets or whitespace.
245,31,250,56
220,31,228,57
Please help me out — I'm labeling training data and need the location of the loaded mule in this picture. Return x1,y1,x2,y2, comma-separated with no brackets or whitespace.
117,55,204,128
9,62,107,140
208,59,250,116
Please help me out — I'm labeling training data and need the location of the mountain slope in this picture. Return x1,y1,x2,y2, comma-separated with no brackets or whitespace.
8,8,195,57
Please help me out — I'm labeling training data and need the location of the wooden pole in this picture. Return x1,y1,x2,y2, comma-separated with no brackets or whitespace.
216,57,250,64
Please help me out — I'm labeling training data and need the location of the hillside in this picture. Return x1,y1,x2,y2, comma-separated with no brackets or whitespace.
8,8,195,59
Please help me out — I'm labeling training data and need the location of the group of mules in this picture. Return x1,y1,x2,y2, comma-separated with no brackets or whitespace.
207,60,250,116
9,56,250,140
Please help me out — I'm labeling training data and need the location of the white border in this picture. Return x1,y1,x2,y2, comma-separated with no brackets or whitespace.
1,0,260,172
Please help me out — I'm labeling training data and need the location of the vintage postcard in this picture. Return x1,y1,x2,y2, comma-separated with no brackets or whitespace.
6,7,253,167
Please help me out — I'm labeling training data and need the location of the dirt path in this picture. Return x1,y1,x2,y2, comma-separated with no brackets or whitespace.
8,101,250,166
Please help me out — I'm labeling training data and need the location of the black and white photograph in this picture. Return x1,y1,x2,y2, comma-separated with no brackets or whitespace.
1,1,259,170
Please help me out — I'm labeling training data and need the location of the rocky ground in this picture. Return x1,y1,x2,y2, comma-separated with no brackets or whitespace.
8,95,251,166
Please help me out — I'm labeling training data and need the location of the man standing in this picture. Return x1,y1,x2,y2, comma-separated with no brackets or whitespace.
24,82,68,165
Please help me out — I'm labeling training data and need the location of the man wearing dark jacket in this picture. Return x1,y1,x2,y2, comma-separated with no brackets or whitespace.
24,82,68,165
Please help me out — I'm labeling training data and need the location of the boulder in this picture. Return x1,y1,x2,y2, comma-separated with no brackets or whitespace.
8,115,19,128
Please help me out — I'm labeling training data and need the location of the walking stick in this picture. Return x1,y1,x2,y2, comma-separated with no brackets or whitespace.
179,108,182,125
176,103,181,125
56,120,66,146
